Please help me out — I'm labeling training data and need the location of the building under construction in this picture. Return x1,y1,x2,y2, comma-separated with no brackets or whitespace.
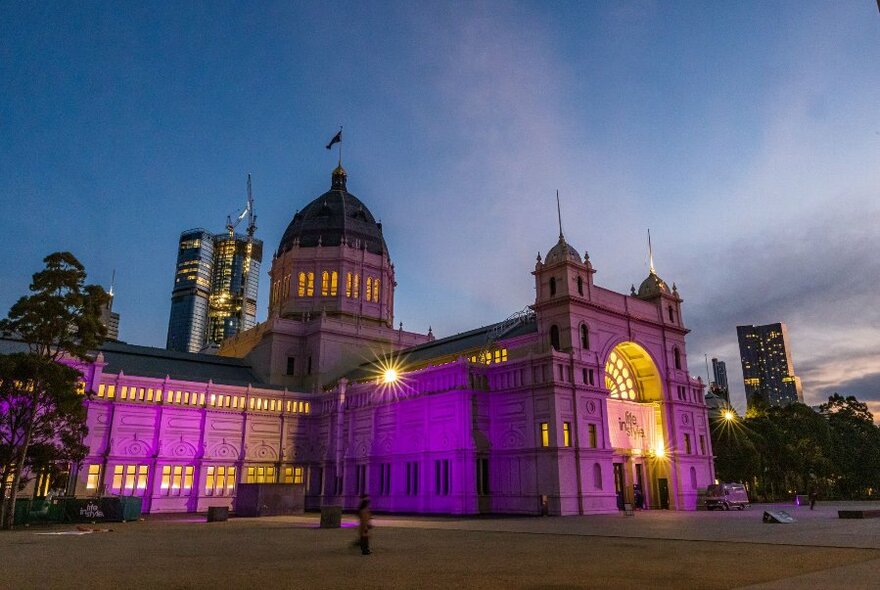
166,176,263,353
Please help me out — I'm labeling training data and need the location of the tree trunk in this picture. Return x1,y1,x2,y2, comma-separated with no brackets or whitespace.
1,395,37,530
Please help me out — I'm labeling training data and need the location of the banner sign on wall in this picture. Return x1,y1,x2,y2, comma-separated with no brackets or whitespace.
606,399,657,453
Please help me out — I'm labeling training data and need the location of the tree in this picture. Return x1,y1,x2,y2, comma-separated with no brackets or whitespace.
820,394,880,499
0,252,106,529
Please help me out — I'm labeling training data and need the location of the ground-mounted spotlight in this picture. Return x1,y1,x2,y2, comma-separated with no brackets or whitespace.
383,368,398,384
723,410,736,422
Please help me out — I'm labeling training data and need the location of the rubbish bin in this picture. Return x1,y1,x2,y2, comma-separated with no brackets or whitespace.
13,498,32,526
118,496,143,521
320,505,342,528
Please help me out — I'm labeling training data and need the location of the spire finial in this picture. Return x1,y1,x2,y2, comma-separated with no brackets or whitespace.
556,190,564,240
109,269,116,298
648,229,655,274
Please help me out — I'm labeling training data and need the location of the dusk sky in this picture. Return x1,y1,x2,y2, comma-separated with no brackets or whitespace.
2,2,878,416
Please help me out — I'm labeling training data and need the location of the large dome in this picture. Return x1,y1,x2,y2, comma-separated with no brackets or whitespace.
277,165,387,256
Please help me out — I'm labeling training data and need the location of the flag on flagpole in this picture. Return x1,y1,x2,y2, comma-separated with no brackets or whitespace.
326,129,342,150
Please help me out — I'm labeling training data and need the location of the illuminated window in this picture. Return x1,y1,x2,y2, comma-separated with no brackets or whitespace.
372,278,379,302
106,385,116,399
110,464,149,496
346,272,353,297
205,466,236,496
540,422,550,447
604,351,637,400
366,277,373,301
246,466,276,484
563,422,572,447
353,274,360,298
298,272,315,297
330,271,337,296
86,464,101,490
97,384,106,397
322,271,330,296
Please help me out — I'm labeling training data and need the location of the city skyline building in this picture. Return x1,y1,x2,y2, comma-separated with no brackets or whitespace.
737,322,803,410
710,357,729,403
100,286,120,342
166,179,262,353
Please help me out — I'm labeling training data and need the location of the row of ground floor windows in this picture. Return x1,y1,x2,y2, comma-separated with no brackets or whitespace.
84,464,304,497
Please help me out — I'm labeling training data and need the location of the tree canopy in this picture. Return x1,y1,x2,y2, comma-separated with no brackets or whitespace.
0,252,106,529
712,396,880,501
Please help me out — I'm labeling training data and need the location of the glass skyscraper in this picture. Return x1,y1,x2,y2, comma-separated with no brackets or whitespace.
167,228,262,353
736,322,803,410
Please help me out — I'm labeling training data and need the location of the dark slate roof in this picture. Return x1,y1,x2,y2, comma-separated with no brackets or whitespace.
98,341,282,389
345,315,537,381
0,337,279,390
277,166,387,256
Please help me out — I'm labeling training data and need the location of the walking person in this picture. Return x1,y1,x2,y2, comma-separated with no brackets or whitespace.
809,488,818,511
357,494,372,555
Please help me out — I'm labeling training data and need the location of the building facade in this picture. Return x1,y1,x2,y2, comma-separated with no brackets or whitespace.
166,229,263,353
737,323,803,410
41,164,713,515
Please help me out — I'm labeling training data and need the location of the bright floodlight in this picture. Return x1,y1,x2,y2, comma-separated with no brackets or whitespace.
654,446,666,458
383,368,399,384
723,410,735,421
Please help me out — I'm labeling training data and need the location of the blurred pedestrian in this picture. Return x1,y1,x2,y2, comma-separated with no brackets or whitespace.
809,488,817,510
357,494,372,555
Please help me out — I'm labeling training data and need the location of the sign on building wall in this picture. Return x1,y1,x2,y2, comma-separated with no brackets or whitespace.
606,399,658,453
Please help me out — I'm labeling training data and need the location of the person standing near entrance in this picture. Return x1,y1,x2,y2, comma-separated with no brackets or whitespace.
809,488,818,510
357,494,372,555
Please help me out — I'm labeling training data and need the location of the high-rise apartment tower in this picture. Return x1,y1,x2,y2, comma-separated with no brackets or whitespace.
166,178,262,353
736,322,803,410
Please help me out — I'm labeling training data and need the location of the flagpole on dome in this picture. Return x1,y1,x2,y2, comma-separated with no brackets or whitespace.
326,126,343,165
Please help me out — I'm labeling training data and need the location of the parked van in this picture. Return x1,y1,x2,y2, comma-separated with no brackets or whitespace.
705,483,750,511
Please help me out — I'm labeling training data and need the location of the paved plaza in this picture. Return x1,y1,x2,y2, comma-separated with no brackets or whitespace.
3,502,880,589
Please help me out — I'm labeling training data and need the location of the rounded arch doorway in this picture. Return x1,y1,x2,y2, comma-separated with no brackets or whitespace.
604,341,669,510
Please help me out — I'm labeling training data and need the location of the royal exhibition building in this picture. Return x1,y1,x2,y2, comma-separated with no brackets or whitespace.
13,164,716,516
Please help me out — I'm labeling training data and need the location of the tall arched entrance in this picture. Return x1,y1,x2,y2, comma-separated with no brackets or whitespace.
604,342,668,510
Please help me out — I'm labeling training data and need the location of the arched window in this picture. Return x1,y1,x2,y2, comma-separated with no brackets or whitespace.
330,271,338,296
668,305,675,322
321,271,330,296
366,277,373,301
690,466,697,489
353,273,360,298
550,325,560,351
306,272,314,296
580,324,589,349
297,272,306,297
673,347,681,370
593,463,603,490
372,278,380,302
577,276,584,296
549,277,557,296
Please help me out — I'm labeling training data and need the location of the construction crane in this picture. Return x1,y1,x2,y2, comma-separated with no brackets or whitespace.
226,174,256,237
228,174,258,336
